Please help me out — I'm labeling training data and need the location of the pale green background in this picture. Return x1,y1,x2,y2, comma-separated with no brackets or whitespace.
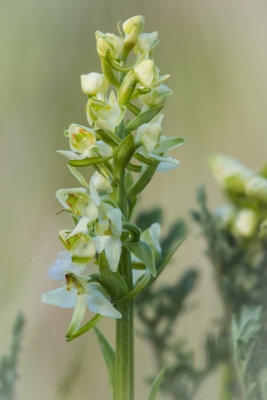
1,0,267,399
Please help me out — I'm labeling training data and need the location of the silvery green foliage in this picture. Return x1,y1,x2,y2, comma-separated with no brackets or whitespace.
192,156,267,398
136,209,229,399
0,313,25,400
232,306,267,400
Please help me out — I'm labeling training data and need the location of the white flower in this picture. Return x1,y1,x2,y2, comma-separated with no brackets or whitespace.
132,223,161,267
123,15,145,34
134,59,154,87
135,32,159,54
66,124,97,158
209,154,253,191
137,113,163,152
56,188,98,237
93,204,123,272
59,230,96,264
96,31,123,59
81,72,109,98
134,59,170,88
47,251,85,281
140,84,172,109
209,154,267,205
42,273,121,336
87,91,126,132
234,209,259,238
90,172,113,206
57,124,113,162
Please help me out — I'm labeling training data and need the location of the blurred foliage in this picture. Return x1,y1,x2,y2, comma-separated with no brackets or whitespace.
56,349,84,400
0,313,25,400
135,209,229,399
232,306,267,400
192,186,267,399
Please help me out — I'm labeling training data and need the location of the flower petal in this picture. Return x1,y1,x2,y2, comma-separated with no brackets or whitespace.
87,284,121,318
47,251,85,281
66,293,88,336
107,208,122,237
105,237,122,272
67,216,91,237
41,287,76,308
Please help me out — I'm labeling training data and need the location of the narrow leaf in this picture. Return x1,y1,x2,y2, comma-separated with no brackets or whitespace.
114,133,135,178
68,156,112,167
97,129,121,146
99,252,128,299
147,364,167,400
66,314,103,342
156,239,184,279
68,165,89,189
124,106,163,134
156,137,184,153
124,240,156,277
94,326,115,395
127,161,159,198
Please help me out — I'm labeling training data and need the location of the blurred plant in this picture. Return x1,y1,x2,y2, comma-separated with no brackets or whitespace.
135,209,229,400
191,155,267,398
56,347,84,400
231,306,267,400
0,313,25,400
42,15,184,400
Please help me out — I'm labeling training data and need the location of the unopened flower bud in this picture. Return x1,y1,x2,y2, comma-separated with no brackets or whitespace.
134,59,154,87
123,15,145,34
118,70,137,105
234,209,259,238
123,27,139,53
96,31,123,59
141,84,172,108
80,73,109,96
135,32,159,54
137,113,164,152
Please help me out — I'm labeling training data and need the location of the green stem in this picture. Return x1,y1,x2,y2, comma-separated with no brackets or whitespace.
115,170,134,400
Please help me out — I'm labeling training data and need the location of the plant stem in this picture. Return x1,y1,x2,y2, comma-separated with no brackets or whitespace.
115,170,134,400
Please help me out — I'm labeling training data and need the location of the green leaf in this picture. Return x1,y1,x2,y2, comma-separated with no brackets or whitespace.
72,255,92,265
94,326,115,397
68,165,89,189
68,156,112,167
124,106,163,134
147,364,167,400
127,161,159,198
101,58,120,88
114,133,135,178
156,239,184,279
99,252,128,299
156,137,184,153
66,314,103,342
97,129,121,146
124,240,156,277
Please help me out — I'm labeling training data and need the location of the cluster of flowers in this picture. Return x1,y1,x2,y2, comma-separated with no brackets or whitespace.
42,15,183,338
210,154,267,238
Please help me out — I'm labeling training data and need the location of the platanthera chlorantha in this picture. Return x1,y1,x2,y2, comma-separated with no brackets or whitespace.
42,15,184,400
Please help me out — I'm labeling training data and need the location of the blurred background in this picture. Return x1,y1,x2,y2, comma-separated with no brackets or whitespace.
1,0,267,398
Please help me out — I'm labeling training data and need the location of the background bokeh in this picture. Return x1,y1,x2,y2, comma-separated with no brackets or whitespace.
1,0,267,399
